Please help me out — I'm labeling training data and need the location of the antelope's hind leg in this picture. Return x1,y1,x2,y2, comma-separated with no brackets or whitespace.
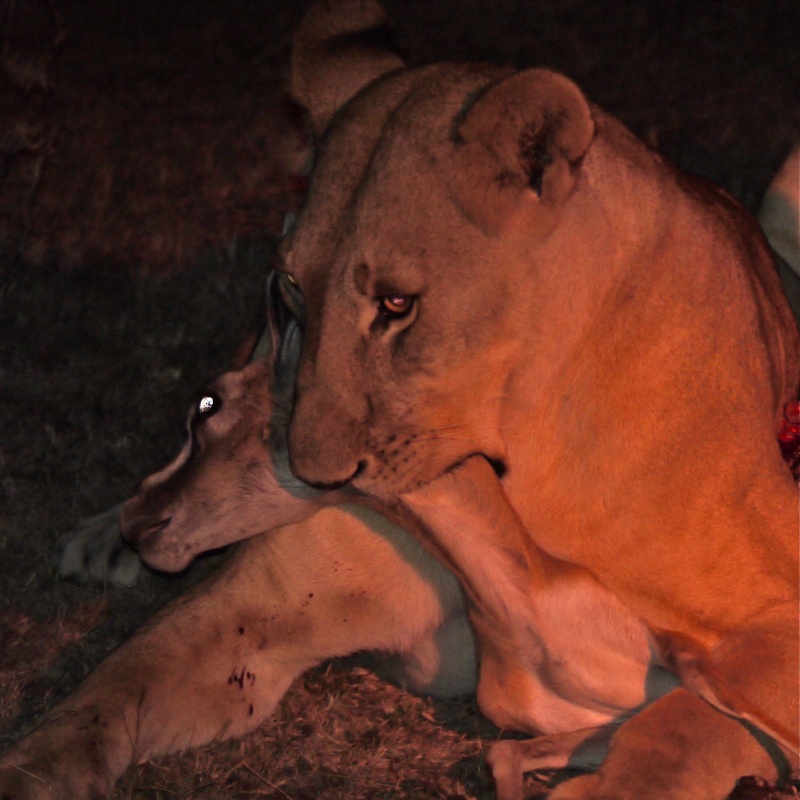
1,507,469,800
2,536,293,799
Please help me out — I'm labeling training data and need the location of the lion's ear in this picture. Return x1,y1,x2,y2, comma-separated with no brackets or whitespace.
455,69,595,232
291,0,405,137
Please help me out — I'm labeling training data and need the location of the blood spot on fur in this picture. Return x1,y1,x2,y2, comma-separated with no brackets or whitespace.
248,704,254,716
238,626,245,635
228,666,255,689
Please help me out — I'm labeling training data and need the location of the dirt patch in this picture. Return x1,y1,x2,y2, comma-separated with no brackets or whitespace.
1,1,798,798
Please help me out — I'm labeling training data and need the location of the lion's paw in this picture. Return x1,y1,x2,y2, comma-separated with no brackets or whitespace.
58,503,142,587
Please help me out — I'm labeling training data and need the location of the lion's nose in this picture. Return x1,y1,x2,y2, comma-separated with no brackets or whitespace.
287,383,369,490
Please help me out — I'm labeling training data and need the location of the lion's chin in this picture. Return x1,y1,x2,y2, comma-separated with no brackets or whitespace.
353,452,507,501
138,525,262,574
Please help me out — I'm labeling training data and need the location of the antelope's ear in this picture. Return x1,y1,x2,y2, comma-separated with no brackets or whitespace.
452,69,595,233
290,0,405,137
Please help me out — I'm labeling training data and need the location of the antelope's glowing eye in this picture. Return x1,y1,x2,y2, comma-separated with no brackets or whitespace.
197,393,221,416
379,294,415,319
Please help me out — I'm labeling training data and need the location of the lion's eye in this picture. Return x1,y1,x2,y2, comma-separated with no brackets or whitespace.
197,393,221,417
379,294,415,319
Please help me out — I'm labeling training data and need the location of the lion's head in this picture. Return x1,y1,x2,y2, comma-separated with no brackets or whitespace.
282,0,797,521
281,2,610,496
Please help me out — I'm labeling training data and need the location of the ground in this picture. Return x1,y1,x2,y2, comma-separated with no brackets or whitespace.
0,1,799,798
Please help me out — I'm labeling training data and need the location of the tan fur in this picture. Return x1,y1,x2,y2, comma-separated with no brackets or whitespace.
5,345,787,800
283,2,800,797
291,0,403,137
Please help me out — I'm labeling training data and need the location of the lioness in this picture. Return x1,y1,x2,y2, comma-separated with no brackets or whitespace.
281,1,800,798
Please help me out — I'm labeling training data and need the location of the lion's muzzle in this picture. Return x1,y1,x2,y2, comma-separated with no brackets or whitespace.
287,379,369,490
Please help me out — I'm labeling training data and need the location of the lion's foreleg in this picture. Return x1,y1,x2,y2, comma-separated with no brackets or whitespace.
548,619,799,800
650,626,800,756
548,690,778,800
58,503,142,587
487,726,615,800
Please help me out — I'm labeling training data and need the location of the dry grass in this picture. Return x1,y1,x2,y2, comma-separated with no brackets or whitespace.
114,664,499,800
1,0,799,798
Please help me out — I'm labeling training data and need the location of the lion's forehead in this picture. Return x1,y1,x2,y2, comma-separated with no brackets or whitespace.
290,63,514,276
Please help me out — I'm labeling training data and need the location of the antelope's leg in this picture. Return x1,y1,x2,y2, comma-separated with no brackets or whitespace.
1,506,466,800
